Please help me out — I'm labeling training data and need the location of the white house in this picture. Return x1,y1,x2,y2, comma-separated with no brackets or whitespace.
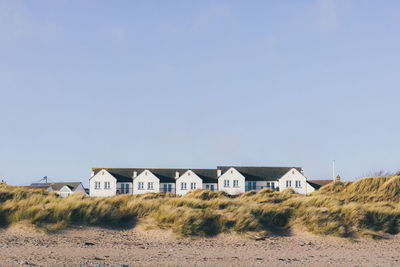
278,168,314,194
26,182,87,197
89,166,332,196
89,168,133,197
217,166,308,195
90,168,187,196
176,170,202,195
133,169,160,194
49,182,87,197
217,167,246,195
175,169,219,195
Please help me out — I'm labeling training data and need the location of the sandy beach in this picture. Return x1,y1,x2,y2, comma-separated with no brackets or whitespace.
0,224,399,267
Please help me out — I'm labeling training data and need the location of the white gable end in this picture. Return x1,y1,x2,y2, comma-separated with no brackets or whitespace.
133,170,160,194
218,168,245,195
176,170,202,195
278,168,309,194
89,169,117,197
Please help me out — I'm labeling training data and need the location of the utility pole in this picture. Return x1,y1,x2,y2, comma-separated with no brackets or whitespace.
332,160,335,181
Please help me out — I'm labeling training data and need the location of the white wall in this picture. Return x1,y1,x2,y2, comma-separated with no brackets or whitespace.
218,168,245,195
278,168,310,194
176,170,202,195
89,169,117,197
133,170,160,194
59,186,73,197
306,183,316,194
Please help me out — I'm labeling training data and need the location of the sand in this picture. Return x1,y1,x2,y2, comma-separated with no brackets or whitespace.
0,224,399,267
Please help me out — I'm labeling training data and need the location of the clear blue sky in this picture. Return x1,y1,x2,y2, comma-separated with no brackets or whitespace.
1,0,399,187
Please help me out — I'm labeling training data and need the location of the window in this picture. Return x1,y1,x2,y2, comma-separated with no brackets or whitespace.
163,183,167,192
286,180,292,188
247,181,256,190
181,182,187,190
295,180,301,188
121,184,125,193
168,184,172,192
95,181,100,189
233,180,239,188
125,184,130,193
210,184,215,191
104,182,110,189
224,180,229,188
266,182,270,188
191,182,196,190
138,182,144,190
148,182,154,190
205,184,210,189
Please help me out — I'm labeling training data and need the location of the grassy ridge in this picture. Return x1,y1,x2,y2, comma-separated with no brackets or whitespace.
1,176,400,238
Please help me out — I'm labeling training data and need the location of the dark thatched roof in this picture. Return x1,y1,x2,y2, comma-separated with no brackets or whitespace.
218,166,303,181
92,168,188,183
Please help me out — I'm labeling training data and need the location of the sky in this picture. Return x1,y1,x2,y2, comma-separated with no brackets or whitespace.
1,0,400,187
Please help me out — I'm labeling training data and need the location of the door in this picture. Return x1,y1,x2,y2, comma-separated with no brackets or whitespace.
163,184,167,192
210,184,214,191
168,184,172,192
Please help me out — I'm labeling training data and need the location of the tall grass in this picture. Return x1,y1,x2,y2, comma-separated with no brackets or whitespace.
1,176,400,238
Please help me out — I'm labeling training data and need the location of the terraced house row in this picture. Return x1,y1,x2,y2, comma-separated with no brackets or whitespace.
89,166,333,196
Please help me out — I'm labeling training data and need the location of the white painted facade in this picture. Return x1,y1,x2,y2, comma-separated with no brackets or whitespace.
88,166,326,197
89,169,117,197
278,168,313,194
58,186,73,197
133,170,159,194
176,170,203,195
218,168,246,195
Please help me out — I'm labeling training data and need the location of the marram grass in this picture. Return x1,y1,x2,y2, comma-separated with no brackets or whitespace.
1,176,400,238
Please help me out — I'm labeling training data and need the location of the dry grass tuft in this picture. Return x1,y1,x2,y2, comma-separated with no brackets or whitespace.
2,175,400,238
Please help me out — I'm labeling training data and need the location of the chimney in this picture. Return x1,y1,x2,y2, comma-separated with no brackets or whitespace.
336,175,341,182
133,171,137,178
175,171,180,178
217,169,221,177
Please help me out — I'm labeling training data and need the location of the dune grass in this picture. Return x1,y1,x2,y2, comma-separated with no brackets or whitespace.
1,176,400,238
